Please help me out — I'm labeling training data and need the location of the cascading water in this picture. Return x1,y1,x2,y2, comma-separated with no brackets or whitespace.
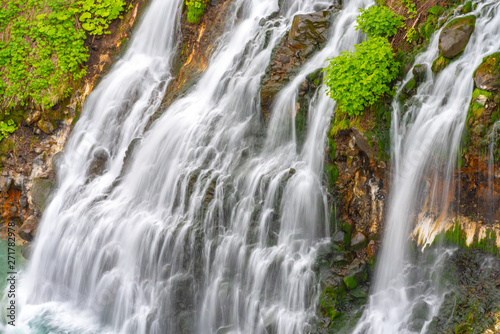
7,0,371,333
354,1,500,333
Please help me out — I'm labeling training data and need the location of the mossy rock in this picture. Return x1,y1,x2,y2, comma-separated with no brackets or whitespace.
474,52,500,92
432,54,450,73
438,15,476,59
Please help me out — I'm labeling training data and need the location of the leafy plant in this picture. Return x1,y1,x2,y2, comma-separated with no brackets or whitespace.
0,0,128,132
186,0,207,24
323,36,399,117
0,120,18,141
406,27,417,43
402,0,417,19
356,5,406,37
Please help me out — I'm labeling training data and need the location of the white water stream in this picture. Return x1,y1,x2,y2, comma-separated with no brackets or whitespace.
4,0,372,333
354,1,500,333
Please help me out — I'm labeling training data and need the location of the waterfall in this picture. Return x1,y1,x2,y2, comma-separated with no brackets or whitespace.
354,1,500,333
10,0,370,333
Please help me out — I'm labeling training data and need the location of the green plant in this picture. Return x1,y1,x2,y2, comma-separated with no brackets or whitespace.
0,0,127,133
356,5,405,37
402,0,417,19
406,27,417,43
185,0,206,24
323,36,400,117
0,120,18,141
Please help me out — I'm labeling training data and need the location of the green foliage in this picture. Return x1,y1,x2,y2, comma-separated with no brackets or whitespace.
402,0,417,19
0,0,126,122
356,5,405,37
323,37,399,117
406,27,417,43
76,0,125,35
185,0,206,24
0,120,18,141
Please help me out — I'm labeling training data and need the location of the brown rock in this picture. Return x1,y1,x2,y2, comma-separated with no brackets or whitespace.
37,119,55,134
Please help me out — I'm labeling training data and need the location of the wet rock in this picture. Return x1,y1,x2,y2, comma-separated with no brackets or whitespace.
343,259,368,290
18,216,38,242
474,53,500,92
350,231,367,250
332,251,355,264
89,148,110,177
438,16,475,59
432,54,450,73
0,175,12,192
21,242,32,259
261,8,335,118
178,311,195,334
37,119,55,134
31,177,53,212
412,64,427,84
332,230,346,249
287,10,331,57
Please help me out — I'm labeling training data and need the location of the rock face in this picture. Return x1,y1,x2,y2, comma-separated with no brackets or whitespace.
30,178,53,212
260,8,336,118
438,16,475,59
474,53,500,92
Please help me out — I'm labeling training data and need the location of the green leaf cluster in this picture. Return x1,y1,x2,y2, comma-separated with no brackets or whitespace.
185,0,207,24
0,120,18,142
356,5,405,37
402,0,417,19
323,36,399,117
76,0,125,35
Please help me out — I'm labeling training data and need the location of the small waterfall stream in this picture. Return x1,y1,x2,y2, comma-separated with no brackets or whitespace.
354,1,500,333
10,0,371,333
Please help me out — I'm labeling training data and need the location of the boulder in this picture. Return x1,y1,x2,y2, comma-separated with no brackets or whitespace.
474,53,500,92
31,177,53,212
438,16,475,59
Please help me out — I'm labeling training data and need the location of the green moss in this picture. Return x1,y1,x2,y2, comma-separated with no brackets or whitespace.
327,164,339,189
432,54,451,73
343,276,358,290
462,1,472,14
431,222,499,257
472,88,493,100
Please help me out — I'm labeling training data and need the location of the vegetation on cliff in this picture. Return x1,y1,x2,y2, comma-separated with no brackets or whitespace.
0,0,129,141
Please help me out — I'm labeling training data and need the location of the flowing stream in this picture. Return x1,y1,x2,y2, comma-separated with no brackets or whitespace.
354,1,500,333
8,0,371,333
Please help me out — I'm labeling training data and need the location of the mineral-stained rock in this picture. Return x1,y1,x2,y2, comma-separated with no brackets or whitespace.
474,52,500,92
37,119,55,134
438,15,475,59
